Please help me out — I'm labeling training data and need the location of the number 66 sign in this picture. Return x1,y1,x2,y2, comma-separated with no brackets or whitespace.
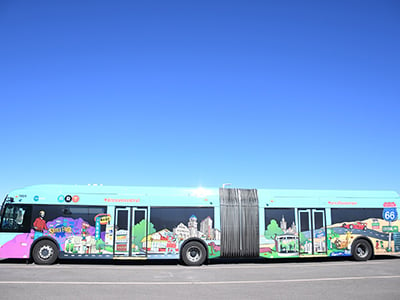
383,202,398,221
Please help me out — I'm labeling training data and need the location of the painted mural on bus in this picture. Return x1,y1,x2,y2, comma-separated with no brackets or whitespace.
1,185,400,265
0,205,112,259
260,205,400,259
0,204,222,260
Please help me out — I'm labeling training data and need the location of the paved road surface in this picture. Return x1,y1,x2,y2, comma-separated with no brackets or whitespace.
1,257,399,299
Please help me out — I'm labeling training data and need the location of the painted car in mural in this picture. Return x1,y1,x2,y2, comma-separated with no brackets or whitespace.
342,222,367,230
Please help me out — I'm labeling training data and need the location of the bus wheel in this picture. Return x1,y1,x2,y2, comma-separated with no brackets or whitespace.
352,239,372,261
32,240,59,265
181,241,206,266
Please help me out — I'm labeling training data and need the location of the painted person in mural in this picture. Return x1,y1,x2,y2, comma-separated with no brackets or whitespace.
33,210,48,239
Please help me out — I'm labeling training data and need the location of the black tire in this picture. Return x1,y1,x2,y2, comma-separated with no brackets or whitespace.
181,241,207,266
352,239,372,261
349,224,354,229
32,240,59,265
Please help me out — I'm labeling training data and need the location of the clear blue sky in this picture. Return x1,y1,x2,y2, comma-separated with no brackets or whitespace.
1,1,400,198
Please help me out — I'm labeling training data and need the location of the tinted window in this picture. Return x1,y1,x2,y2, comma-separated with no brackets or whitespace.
150,207,214,231
331,208,383,224
265,208,296,231
32,205,107,227
0,204,32,233
314,211,324,229
299,211,309,231
116,209,129,230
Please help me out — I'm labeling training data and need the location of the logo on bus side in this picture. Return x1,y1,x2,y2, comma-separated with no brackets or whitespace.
57,195,80,203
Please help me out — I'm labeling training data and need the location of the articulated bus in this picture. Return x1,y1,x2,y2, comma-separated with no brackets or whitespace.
1,184,399,265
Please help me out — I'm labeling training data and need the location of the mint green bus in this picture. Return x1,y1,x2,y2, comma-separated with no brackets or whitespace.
1,184,399,265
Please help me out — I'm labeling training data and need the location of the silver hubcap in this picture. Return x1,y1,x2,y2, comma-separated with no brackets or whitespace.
356,244,368,258
186,247,201,262
39,245,54,260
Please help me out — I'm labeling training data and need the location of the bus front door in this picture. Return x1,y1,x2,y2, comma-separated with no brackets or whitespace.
298,209,327,256
114,207,148,257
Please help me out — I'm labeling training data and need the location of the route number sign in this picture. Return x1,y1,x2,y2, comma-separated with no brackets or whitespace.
383,208,398,222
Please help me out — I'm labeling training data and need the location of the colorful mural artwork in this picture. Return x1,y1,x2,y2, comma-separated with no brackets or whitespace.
0,209,112,259
327,217,400,256
128,214,221,258
261,206,400,259
261,214,299,258
0,232,34,259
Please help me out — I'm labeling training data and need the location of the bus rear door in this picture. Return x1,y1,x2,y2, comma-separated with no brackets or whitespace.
298,209,327,256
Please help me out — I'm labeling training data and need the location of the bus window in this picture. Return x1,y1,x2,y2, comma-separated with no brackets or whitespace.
331,208,383,224
88,207,107,225
29,205,108,228
0,204,32,233
64,206,106,226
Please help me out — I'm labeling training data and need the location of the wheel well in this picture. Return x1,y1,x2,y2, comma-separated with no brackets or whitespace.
351,237,374,258
30,237,60,259
179,238,208,260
